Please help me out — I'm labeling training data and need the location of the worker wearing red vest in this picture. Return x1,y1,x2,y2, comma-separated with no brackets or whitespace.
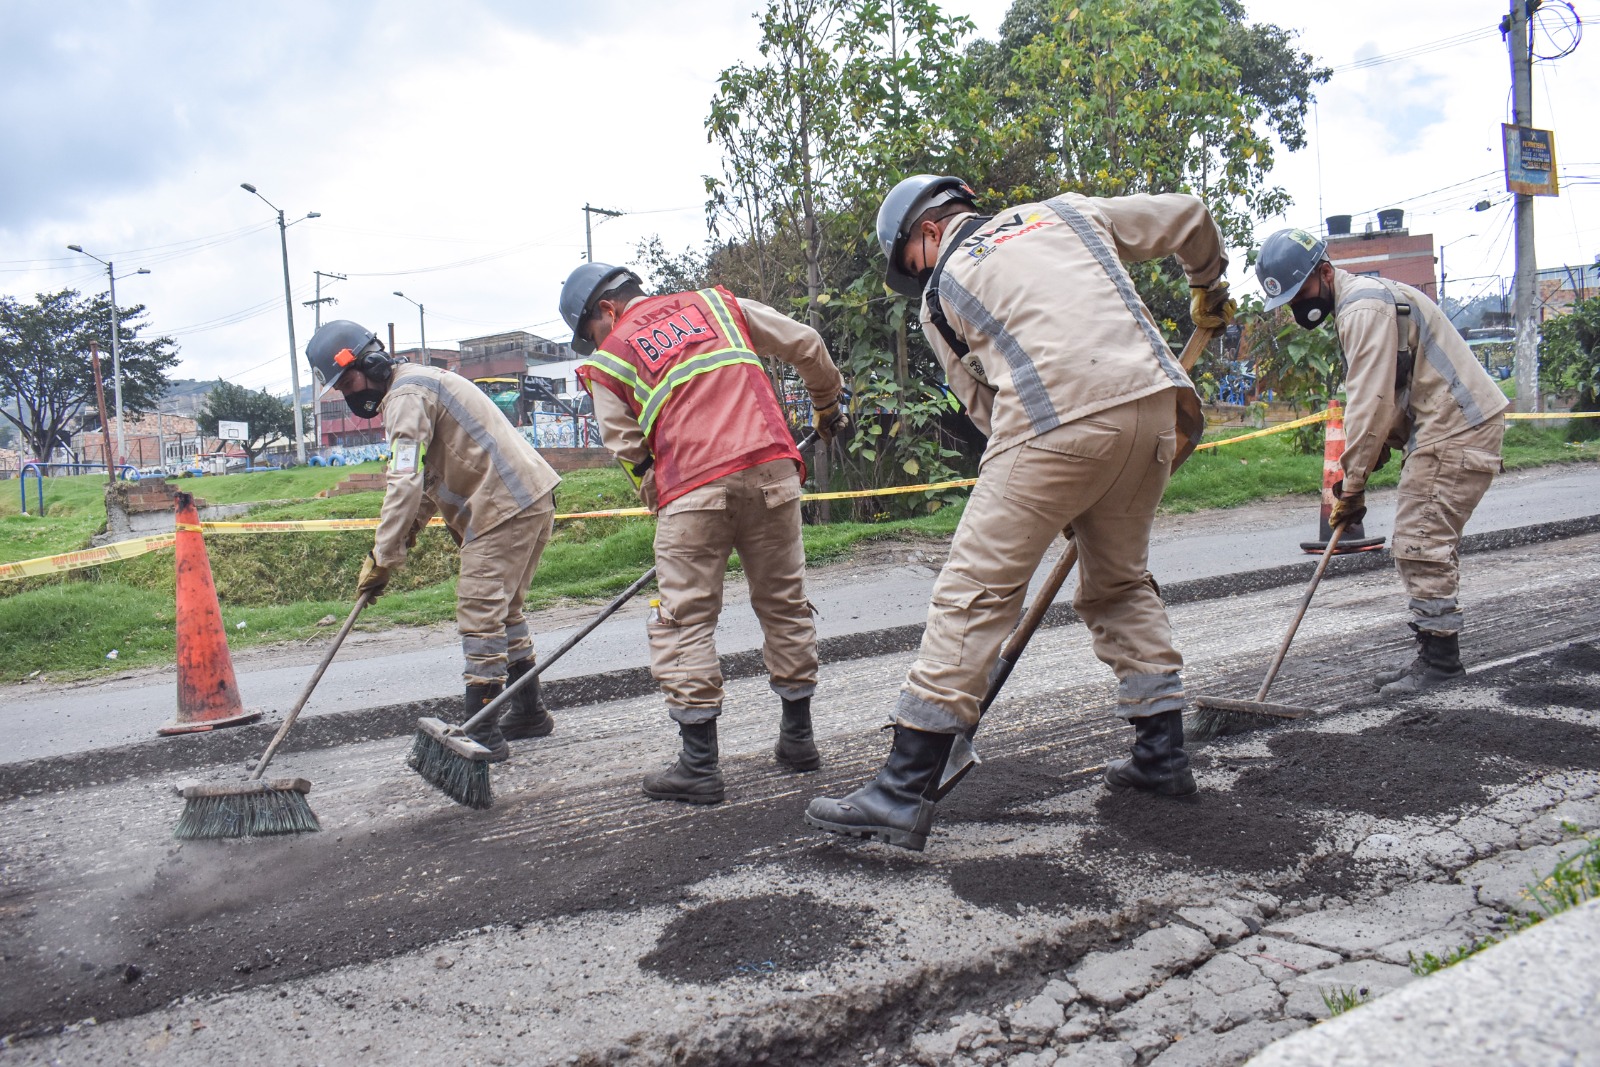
561,264,852,804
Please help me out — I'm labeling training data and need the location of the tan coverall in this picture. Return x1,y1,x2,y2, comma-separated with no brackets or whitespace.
373,363,562,684
589,299,845,724
1332,269,1508,634
900,192,1226,733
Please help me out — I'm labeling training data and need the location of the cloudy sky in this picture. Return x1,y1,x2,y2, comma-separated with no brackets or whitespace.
3,0,1597,398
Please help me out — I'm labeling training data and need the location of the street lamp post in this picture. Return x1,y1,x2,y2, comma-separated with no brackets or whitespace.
241,183,319,463
1437,234,1480,304
67,245,150,466
394,291,427,364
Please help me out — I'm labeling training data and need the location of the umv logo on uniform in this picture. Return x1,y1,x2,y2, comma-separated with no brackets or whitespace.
963,211,1060,263
628,304,716,369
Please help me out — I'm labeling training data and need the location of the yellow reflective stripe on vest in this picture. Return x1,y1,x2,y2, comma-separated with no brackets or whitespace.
637,349,764,436
580,353,650,408
699,287,743,339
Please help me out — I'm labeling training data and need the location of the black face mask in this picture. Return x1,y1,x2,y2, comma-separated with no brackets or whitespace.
347,389,385,418
1293,292,1335,331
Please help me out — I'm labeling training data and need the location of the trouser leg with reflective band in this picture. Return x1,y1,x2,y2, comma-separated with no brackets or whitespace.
1390,417,1503,635
455,497,556,685
650,477,736,723
895,390,1185,733
731,459,817,703
650,461,818,725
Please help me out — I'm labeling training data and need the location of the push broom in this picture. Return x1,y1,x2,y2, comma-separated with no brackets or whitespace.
174,592,372,839
1188,522,1347,742
410,429,823,809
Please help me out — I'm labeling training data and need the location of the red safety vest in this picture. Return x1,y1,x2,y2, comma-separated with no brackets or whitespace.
575,287,803,506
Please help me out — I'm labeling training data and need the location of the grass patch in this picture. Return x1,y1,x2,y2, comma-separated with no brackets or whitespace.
2,422,1596,681
1320,987,1372,1017
1410,824,1600,978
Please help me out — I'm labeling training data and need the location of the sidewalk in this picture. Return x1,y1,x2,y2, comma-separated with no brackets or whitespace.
1248,897,1600,1067
3,462,1597,765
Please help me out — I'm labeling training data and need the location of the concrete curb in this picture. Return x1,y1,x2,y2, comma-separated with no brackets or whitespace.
1246,897,1600,1067
5,512,1598,801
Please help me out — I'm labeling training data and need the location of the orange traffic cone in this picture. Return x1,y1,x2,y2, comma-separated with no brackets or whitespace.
160,492,261,735
1300,399,1386,555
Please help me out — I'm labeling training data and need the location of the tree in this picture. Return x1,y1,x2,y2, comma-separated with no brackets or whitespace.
0,288,179,462
1540,296,1600,440
197,380,298,466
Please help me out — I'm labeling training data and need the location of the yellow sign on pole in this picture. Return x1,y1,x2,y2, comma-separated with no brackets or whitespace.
1502,124,1560,197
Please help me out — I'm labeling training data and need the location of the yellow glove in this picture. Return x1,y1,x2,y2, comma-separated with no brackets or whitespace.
1190,281,1237,329
1329,482,1367,528
813,403,855,445
357,550,391,599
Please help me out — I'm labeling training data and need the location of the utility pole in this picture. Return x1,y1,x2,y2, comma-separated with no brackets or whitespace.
1507,0,1541,412
583,204,624,261
305,270,346,452
240,184,319,463
67,246,150,465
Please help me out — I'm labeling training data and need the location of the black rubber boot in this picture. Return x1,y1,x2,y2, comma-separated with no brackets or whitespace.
462,683,510,763
1104,710,1196,797
1374,624,1427,689
1378,630,1465,698
774,696,821,772
642,720,724,804
499,658,554,740
805,725,956,851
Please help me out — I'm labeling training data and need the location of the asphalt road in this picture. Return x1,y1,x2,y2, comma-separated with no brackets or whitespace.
3,463,1597,764
4,530,1599,1063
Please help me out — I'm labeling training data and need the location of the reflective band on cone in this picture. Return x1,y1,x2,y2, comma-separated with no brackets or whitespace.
160,491,261,735
1300,399,1386,555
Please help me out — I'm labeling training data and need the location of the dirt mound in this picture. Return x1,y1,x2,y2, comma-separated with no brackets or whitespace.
940,755,1069,824
1231,731,1494,820
1381,706,1600,768
1227,705,1600,820
1086,791,1321,874
1553,642,1600,673
1499,683,1600,712
638,892,868,984
948,854,1116,915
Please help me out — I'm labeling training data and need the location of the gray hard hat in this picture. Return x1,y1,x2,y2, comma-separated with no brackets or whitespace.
305,320,383,398
560,262,642,355
875,174,978,298
1256,228,1329,312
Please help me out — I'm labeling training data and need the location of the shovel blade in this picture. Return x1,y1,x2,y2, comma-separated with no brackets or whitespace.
932,733,980,800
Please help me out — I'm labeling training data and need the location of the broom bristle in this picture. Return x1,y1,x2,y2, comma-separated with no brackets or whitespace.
408,728,493,809
174,788,321,840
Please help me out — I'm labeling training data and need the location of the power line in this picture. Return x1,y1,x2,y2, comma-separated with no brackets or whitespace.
1329,24,1500,73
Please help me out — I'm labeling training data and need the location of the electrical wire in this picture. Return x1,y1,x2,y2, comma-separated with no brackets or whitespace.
1328,24,1500,74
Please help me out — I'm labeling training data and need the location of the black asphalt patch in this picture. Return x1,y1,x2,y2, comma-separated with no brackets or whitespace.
638,892,869,984
948,854,1116,915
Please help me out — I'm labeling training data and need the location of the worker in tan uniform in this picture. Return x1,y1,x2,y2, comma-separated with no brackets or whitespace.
807,175,1235,851
558,263,851,804
305,320,562,760
1257,228,1508,697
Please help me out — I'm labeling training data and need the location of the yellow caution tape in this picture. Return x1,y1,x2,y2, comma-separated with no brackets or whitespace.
9,405,1599,582
0,532,177,582
1192,409,1331,452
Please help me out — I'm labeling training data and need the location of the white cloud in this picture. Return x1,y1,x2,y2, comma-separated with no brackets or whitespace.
2,0,1594,397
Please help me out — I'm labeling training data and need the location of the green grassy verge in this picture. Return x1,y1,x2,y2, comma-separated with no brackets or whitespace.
1,424,1594,682
1410,825,1600,978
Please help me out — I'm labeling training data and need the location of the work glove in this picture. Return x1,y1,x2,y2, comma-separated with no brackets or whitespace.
638,472,660,515
813,402,856,445
404,518,427,550
1329,480,1367,529
357,550,391,599
1189,280,1237,330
